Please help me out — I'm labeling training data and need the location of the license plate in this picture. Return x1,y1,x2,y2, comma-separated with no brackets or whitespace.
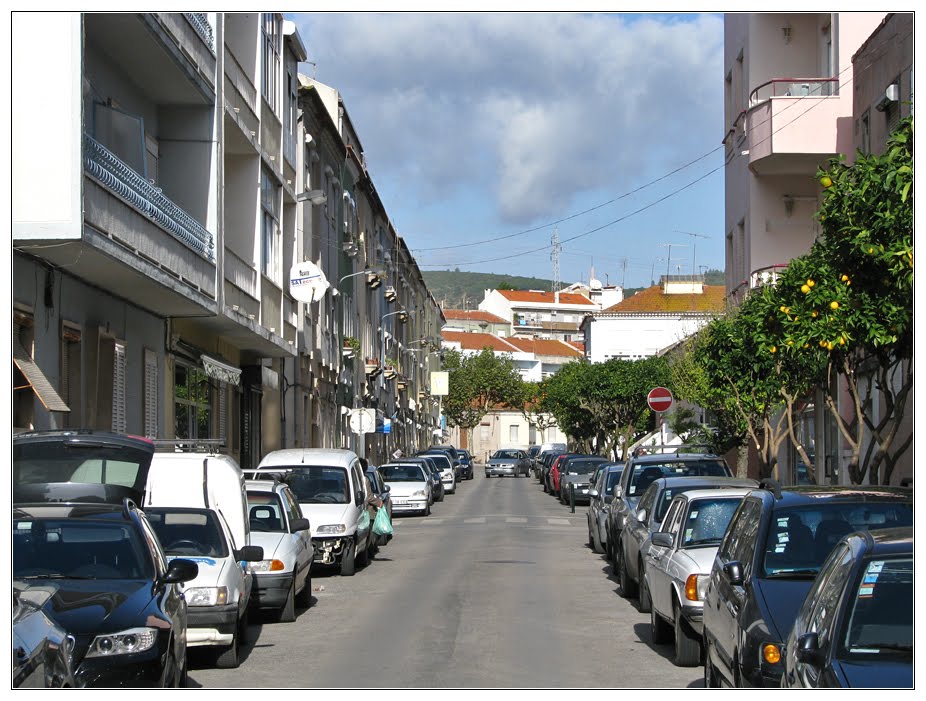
393,498,408,504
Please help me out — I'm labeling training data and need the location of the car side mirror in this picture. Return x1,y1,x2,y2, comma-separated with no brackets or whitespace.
236,545,264,562
613,485,622,498
651,532,673,548
722,560,744,586
383,484,391,493
588,489,599,499
636,509,648,523
160,558,199,585
290,517,311,532
795,632,825,667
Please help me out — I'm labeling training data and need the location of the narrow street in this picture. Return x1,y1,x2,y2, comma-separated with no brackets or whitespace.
189,472,703,688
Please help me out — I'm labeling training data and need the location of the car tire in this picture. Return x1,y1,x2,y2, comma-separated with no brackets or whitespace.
638,567,652,613
356,537,371,568
618,544,638,598
674,602,701,667
543,480,548,493
279,578,296,623
340,540,356,576
214,621,241,669
295,571,312,608
703,639,720,688
424,501,431,516
650,603,672,645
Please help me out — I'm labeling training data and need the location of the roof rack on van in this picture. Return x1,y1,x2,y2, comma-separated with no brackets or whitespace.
244,469,291,482
758,478,782,499
151,439,226,454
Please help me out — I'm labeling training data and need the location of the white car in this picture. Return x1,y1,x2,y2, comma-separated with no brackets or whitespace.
418,452,456,495
145,505,261,669
378,463,432,516
254,449,375,576
245,480,314,623
643,488,752,667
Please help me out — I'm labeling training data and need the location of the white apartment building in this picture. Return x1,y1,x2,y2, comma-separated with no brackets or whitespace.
478,288,598,343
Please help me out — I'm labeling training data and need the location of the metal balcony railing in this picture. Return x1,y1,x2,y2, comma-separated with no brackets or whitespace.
184,12,214,51
748,78,838,107
83,134,214,260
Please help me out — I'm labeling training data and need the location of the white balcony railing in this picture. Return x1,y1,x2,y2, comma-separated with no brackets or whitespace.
184,12,214,51
83,134,214,260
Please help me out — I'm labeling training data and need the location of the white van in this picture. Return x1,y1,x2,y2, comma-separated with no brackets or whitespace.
144,444,262,669
254,448,374,576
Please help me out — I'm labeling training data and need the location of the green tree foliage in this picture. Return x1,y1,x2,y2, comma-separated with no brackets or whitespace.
520,382,560,444
442,348,525,447
760,117,913,484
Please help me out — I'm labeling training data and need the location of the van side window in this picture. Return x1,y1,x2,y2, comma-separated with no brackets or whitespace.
350,463,363,500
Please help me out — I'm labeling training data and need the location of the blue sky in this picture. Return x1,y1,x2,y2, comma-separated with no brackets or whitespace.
289,12,726,289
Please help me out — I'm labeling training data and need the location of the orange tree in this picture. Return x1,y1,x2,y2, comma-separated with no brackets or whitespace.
751,118,913,484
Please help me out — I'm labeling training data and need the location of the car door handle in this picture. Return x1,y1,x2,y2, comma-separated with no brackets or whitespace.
725,600,738,617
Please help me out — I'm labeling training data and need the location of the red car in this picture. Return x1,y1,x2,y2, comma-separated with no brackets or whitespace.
548,453,580,497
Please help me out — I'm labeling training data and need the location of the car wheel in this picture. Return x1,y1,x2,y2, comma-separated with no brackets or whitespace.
638,567,652,613
674,602,701,667
424,501,431,516
340,540,356,576
618,544,638,598
650,602,672,645
542,480,548,493
214,623,240,669
278,577,296,623
295,571,312,608
356,536,371,568
703,639,720,688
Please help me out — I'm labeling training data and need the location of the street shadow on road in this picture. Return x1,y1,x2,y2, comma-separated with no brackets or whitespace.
632,622,706,687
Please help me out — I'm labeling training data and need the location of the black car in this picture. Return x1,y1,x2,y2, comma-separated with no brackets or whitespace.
455,449,475,480
13,502,199,687
556,455,611,505
539,450,567,490
702,481,912,688
13,430,200,688
781,527,912,689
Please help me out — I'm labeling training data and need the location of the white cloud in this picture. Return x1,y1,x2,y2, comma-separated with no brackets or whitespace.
292,12,724,225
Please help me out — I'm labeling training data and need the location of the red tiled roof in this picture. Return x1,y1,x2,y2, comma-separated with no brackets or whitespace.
441,309,508,324
441,330,520,353
505,337,583,358
602,285,727,314
497,290,596,306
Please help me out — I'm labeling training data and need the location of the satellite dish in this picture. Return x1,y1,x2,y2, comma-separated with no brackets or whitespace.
290,261,330,303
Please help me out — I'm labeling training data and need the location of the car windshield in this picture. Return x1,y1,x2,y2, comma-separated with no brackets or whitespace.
604,470,623,492
493,451,521,460
146,507,230,556
840,556,912,657
656,484,732,522
380,464,426,482
680,498,742,547
628,459,729,497
246,493,287,534
421,455,451,470
279,466,351,504
762,503,913,577
564,459,606,474
14,517,153,580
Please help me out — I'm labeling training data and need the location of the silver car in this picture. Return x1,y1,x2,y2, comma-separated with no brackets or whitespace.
586,464,624,554
485,449,531,477
643,488,752,667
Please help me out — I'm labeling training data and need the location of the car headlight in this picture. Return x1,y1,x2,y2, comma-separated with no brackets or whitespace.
86,627,157,657
185,586,229,606
316,524,347,535
412,490,427,498
250,559,286,573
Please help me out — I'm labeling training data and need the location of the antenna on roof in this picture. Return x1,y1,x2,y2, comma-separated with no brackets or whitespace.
551,227,561,294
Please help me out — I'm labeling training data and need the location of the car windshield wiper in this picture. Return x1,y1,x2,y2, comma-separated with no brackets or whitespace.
21,574,98,580
851,643,912,654
685,538,722,547
764,568,819,578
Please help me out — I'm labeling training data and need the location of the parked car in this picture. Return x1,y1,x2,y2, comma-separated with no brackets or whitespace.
378,463,432,516
606,451,732,571
12,430,199,687
255,449,376,577
781,527,912,689
617,476,757,603
526,445,541,477
243,479,314,623
540,450,568,490
702,481,913,688
644,488,754,667
418,450,457,494
586,464,624,554
420,447,464,483
547,453,583,495
364,464,393,545
456,449,475,480
408,456,445,501
557,455,611,505
13,501,200,686
485,449,531,477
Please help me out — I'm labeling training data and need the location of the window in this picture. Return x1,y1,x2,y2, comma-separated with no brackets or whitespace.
261,13,281,114
860,109,871,155
261,167,281,280
174,362,213,439
61,325,81,428
111,342,126,433
14,316,36,430
509,425,519,443
143,348,158,439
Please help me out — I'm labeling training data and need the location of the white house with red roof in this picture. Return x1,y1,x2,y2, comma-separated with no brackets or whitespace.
441,308,510,336
478,288,599,343
440,330,582,382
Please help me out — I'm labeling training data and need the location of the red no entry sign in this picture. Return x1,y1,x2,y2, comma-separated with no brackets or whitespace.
647,386,674,413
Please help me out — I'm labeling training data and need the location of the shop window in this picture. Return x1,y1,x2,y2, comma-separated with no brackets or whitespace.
174,362,213,439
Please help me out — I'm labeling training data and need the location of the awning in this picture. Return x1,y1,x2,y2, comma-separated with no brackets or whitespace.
201,354,241,386
13,338,70,412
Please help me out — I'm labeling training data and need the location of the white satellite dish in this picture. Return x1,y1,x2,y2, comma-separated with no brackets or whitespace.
289,261,329,303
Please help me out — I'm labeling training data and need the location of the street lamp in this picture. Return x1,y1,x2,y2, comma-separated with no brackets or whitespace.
295,189,327,205
331,268,385,296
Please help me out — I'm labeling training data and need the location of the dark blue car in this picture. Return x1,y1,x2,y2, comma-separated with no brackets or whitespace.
781,527,912,688
702,481,912,688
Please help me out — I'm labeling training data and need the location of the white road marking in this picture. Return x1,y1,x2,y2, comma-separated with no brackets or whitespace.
506,517,527,523
547,518,571,525
464,517,486,524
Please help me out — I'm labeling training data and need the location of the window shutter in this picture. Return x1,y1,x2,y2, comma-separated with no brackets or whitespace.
144,348,158,438
112,342,127,433
218,383,227,443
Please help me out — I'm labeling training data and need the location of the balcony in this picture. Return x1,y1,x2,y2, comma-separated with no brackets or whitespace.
728,264,789,304
745,78,845,176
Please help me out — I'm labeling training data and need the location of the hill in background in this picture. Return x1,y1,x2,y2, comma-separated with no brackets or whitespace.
422,269,725,310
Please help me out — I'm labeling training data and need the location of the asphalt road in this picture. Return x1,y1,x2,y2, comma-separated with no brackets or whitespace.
188,470,704,689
